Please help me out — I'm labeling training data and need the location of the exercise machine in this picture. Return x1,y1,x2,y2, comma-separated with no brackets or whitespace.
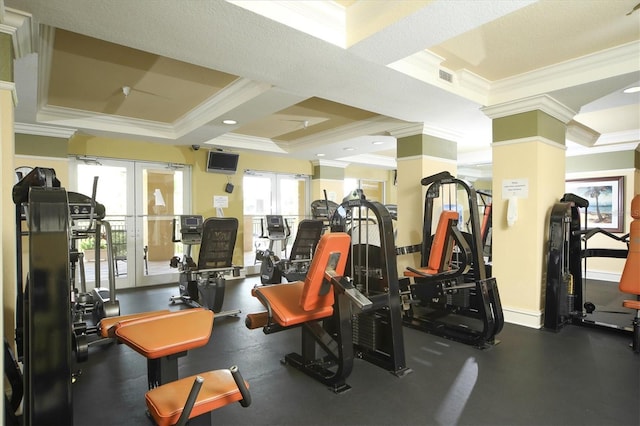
256,215,289,283
112,308,251,425
330,196,411,377
247,232,402,392
259,219,324,284
544,193,635,341
400,171,504,349
10,167,75,424
310,190,339,232
170,215,241,318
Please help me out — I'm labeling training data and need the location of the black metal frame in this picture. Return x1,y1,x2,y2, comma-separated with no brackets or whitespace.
330,198,412,377
544,193,631,333
171,217,241,315
402,171,504,349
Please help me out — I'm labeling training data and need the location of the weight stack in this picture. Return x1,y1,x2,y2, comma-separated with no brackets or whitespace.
352,312,379,351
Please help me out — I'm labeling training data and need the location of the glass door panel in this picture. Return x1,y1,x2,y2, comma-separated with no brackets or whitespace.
136,164,189,286
243,172,309,273
73,160,134,289
73,159,191,290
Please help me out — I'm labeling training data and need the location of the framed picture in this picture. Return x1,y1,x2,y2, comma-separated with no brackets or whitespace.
565,176,624,233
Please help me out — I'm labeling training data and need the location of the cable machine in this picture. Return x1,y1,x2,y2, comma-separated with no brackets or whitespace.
330,196,411,376
544,193,631,333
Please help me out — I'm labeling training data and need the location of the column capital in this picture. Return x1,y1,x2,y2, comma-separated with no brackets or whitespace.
388,122,464,142
481,94,576,124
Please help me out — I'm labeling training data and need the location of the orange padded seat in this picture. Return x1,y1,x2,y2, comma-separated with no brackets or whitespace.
115,308,212,359
145,369,248,426
253,232,351,327
98,309,171,338
620,194,640,310
405,210,458,277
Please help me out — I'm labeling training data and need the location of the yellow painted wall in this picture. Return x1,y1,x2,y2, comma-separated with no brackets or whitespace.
1,89,14,346
492,140,565,322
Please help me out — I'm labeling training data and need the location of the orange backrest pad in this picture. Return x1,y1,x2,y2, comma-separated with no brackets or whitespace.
481,204,492,241
427,210,459,272
620,194,640,296
299,232,351,311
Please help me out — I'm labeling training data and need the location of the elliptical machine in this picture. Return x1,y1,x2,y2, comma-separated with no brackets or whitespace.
258,215,291,284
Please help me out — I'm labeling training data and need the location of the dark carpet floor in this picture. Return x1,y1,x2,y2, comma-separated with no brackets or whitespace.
72,276,640,426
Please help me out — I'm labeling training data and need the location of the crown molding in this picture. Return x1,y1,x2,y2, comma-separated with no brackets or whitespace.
489,41,640,105
204,132,287,154
283,115,405,152
311,159,349,168
37,104,177,139
481,94,576,124
388,50,489,105
0,7,35,58
336,153,396,169
173,78,272,136
388,122,465,142
596,129,640,145
566,120,599,147
14,122,77,138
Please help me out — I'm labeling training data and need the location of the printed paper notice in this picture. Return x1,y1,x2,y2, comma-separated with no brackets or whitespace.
213,195,228,208
502,178,529,199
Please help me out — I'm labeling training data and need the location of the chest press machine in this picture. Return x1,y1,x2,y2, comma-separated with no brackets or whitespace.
400,171,504,349
169,215,241,318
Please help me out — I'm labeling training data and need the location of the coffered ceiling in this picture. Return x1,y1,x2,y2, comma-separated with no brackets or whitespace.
4,0,640,173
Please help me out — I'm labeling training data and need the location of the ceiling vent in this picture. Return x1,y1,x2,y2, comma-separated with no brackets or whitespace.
439,69,453,83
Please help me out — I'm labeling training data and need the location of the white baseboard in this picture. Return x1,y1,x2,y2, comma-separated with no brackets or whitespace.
502,306,543,329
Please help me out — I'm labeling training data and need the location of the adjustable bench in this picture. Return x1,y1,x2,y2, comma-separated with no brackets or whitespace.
246,232,373,392
113,309,251,425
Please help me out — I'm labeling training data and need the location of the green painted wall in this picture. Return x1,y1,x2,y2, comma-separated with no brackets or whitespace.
16,134,68,157
493,110,566,144
566,150,636,173
313,165,344,180
0,33,13,82
397,133,456,160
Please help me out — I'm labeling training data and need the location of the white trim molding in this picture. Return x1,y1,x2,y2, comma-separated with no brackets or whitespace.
481,94,576,124
14,122,77,138
502,306,543,329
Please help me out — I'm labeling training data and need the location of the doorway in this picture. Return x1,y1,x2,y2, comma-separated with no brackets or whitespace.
242,171,310,274
70,157,191,289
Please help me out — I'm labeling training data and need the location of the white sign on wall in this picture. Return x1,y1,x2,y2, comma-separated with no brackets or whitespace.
213,195,229,208
502,178,529,199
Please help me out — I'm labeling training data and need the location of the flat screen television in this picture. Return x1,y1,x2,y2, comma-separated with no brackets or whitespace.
206,150,239,174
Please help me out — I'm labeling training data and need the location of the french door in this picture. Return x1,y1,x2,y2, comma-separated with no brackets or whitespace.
70,158,191,289
243,171,310,274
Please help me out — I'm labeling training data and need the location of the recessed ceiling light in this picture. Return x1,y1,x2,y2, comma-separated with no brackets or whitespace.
372,141,384,145
623,86,640,94
222,119,237,125
316,153,325,157
343,147,354,151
